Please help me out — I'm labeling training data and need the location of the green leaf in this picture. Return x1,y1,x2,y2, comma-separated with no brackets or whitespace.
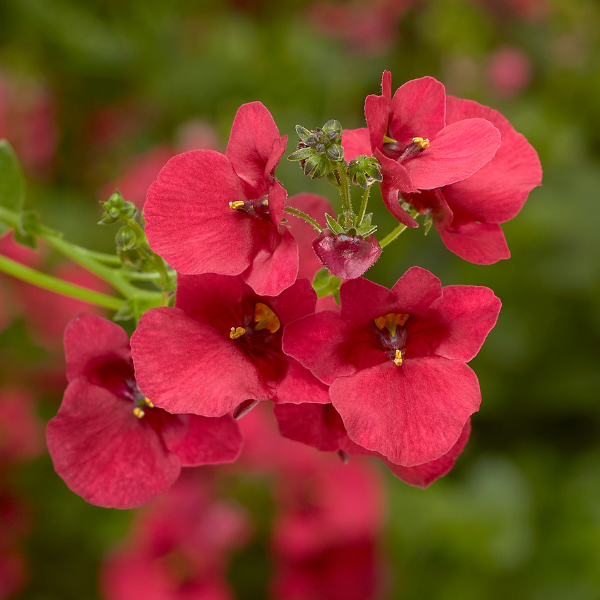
0,140,26,235
295,125,311,142
325,213,344,234
287,147,314,162
312,267,341,300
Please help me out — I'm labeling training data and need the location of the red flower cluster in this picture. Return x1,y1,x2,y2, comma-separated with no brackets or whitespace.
47,71,541,509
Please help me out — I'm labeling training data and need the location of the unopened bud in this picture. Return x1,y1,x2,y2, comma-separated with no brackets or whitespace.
115,225,139,251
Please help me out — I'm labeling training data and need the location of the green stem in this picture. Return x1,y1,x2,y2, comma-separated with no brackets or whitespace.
127,220,171,289
379,210,420,248
334,165,353,229
284,207,322,232
357,187,370,226
72,246,122,265
119,270,175,281
0,254,124,310
0,205,160,300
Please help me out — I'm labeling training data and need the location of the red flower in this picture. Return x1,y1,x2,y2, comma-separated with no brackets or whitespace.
344,72,501,228
131,274,329,419
0,388,44,463
344,73,541,264
274,403,472,488
46,315,242,509
102,471,250,600
282,267,500,467
144,102,297,296
271,453,385,600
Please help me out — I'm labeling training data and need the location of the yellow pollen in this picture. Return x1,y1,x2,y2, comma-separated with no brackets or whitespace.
383,134,397,144
412,137,430,149
133,406,145,419
374,313,410,337
144,398,154,408
254,303,281,333
229,201,245,210
230,326,246,340
393,349,403,366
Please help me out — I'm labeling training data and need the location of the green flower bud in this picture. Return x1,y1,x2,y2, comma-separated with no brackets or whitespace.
347,155,383,189
115,225,139,251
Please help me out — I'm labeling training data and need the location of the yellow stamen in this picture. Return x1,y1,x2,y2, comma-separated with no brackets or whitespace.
230,326,246,340
254,303,280,333
383,134,397,144
374,313,410,337
412,137,430,149
229,201,245,210
393,349,403,366
144,398,154,408
133,406,145,419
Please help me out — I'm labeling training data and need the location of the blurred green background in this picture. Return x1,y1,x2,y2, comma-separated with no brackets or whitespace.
1,0,600,598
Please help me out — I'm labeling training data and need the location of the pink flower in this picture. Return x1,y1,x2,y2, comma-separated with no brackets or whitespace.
283,267,501,467
144,102,297,296
488,46,533,98
102,471,250,600
344,72,541,264
344,72,501,228
46,315,242,509
308,0,412,56
131,274,329,419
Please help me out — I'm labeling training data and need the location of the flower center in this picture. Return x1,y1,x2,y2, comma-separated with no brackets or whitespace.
374,312,410,366
133,397,154,419
229,195,270,220
382,135,430,162
229,303,281,343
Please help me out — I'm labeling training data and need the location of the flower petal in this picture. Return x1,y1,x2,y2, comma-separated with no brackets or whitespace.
64,314,130,383
437,219,510,264
365,94,391,153
46,380,179,509
131,307,273,417
283,311,383,385
390,266,443,317
145,150,254,275
242,227,299,296
225,101,286,196
158,413,243,466
406,118,501,190
383,420,471,487
274,403,347,452
408,285,501,362
444,96,542,223
341,128,372,162
286,193,333,281
330,358,481,466
390,76,446,142
273,361,330,405
340,277,400,327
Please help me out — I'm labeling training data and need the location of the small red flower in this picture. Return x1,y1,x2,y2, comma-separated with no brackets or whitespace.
344,72,541,263
131,274,329,419
312,229,382,280
144,102,297,296
283,267,501,467
46,315,242,509
344,72,501,227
